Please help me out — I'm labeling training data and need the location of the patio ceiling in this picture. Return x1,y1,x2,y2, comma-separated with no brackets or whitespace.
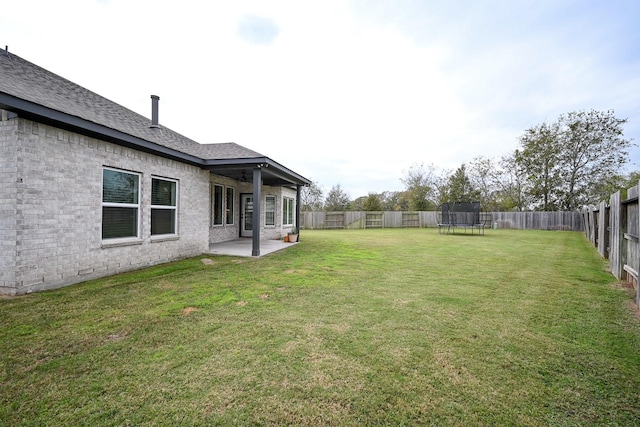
205,158,309,188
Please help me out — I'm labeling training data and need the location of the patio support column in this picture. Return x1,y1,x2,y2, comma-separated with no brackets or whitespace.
296,184,302,241
252,167,262,256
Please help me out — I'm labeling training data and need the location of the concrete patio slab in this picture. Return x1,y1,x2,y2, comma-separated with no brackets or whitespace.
207,238,297,257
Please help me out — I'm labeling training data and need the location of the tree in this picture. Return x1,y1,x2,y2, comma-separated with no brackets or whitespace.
434,169,452,206
400,163,438,210
515,110,632,210
362,193,383,211
300,180,324,211
591,170,640,202
324,184,351,211
556,110,632,210
623,171,640,191
380,191,406,211
515,121,563,210
468,156,501,211
349,196,367,211
444,164,480,203
496,151,530,211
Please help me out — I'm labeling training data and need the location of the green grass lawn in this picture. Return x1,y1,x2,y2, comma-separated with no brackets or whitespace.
2,229,640,426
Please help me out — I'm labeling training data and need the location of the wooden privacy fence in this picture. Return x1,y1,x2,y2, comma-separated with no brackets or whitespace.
582,182,639,307
301,211,583,231
302,211,438,229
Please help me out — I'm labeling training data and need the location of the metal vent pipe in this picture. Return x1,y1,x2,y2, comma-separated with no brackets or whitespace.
150,95,160,128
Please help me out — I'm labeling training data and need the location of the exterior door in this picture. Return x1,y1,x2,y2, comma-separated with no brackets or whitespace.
240,194,253,237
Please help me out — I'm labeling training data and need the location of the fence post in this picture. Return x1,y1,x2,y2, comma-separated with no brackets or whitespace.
597,201,608,258
636,181,640,308
609,191,622,279
587,205,597,245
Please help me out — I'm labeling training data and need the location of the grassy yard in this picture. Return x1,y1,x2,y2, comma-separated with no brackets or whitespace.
2,229,640,426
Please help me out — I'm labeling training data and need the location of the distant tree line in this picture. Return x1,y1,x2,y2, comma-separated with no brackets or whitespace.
301,109,637,212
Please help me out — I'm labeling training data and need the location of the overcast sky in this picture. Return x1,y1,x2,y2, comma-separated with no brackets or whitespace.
4,0,639,198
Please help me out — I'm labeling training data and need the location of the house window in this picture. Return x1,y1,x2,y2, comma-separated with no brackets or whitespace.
213,184,223,226
102,168,140,239
265,195,276,226
283,196,294,226
151,177,178,235
226,187,235,225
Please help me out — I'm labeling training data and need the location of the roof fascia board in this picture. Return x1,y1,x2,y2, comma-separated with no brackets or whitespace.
262,162,310,186
264,158,311,185
0,92,204,167
203,157,270,167
205,157,310,186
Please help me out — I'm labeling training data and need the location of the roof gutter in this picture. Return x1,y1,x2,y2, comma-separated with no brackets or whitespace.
0,92,203,167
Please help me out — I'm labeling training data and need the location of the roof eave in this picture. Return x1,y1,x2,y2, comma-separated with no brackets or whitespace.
204,157,311,186
0,92,203,167
1,91,311,187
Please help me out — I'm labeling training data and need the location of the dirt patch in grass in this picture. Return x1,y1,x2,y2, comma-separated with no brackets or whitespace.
201,258,215,265
628,301,640,319
281,341,299,354
106,333,126,341
181,307,199,315
614,281,640,318
617,280,635,290
329,323,351,334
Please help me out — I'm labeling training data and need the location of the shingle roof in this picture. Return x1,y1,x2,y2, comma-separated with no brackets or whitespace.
197,142,264,160
0,50,265,160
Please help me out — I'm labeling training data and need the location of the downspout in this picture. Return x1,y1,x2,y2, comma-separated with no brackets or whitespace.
252,167,262,256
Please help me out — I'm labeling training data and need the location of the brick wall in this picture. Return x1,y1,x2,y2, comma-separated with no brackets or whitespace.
6,117,210,295
209,175,243,242
0,115,18,294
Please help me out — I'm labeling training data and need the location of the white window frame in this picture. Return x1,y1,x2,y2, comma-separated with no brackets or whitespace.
265,195,276,227
151,176,178,237
101,167,141,242
283,196,294,226
226,187,235,225
212,184,223,226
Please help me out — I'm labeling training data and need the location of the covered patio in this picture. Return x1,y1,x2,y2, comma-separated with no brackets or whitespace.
207,238,297,257
204,153,310,257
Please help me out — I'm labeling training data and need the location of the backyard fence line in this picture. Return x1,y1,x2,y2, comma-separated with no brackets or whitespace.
582,181,640,307
301,210,584,232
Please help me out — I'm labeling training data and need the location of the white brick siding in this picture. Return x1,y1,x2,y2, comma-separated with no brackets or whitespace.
5,117,210,295
0,115,18,294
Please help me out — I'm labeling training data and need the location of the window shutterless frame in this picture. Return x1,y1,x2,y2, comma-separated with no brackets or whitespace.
151,176,178,236
283,196,294,226
101,167,141,240
265,195,276,226
226,187,235,225
213,184,223,226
